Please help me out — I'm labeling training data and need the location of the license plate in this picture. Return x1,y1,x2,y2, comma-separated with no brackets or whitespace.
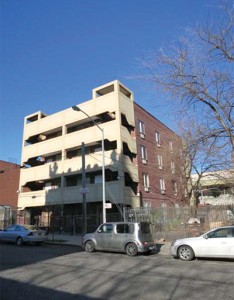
149,246,155,250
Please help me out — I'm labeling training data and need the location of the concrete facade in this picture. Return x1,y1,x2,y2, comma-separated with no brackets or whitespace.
18,81,186,224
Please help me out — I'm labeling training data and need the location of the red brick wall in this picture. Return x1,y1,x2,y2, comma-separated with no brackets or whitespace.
0,161,20,209
134,103,186,207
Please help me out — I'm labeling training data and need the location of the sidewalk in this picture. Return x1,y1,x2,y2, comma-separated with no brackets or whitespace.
45,233,171,255
46,233,83,246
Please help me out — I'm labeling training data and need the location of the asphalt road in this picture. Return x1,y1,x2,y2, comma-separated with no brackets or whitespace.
0,243,233,300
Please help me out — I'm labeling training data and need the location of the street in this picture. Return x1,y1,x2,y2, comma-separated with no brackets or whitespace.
0,243,234,300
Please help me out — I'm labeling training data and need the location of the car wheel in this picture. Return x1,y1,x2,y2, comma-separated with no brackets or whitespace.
85,241,95,252
125,243,138,256
178,245,195,261
16,237,23,246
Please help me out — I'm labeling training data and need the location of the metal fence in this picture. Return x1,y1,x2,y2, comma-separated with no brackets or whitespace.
0,206,17,230
1,205,234,240
125,205,234,241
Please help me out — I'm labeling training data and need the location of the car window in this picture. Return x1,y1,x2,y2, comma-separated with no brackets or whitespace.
207,228,232,238
140,222,151,234
98,224,113,233
15,226,21,231
23,225,39,231
6,225,16,231
116,224,127,234
116,224,134,234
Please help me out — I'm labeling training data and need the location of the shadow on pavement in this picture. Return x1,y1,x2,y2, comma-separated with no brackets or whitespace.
0,243,83,272
1,277,105,300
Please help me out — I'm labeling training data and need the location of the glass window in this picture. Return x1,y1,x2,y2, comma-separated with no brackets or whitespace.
158,155,163,169
98,224,113,233
140,145,147,160
15,226,21,231
140,222,151,234
6,225,16,231
116,224,133,234
155,131,161,145
138,120,145,135
160,178,165,193
207,228,232,238
169,140,173,152
171,161,175,173
143,173,149,187
172,181,178,196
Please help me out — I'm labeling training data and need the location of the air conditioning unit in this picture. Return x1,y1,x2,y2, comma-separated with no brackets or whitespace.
142,159,147,164
161,190,165,194
144,186,149,192
140,133,145,139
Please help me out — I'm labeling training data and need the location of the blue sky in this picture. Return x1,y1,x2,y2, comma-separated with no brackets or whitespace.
1,0,222,164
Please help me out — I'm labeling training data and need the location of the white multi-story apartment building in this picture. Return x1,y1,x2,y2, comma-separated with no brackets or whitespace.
18,80,186,229
18,81,139,227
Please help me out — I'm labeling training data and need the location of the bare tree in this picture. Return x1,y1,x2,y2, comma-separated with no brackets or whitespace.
179,116,233,205
143,2,234,160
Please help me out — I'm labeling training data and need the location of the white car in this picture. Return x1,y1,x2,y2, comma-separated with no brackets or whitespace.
171,226,234,261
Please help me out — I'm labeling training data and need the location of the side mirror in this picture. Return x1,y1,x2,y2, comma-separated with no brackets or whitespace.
203,234,208,239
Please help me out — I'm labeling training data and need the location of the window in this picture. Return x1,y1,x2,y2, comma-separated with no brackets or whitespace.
65,175,81,187
116,224,134,234
160,178,165,194
172,181,178,196
138,120,145,138
94,174,103,183
171,161,175,173
140,222,151,234
140,145,147,163
155,131,161,145
143,173,149,187
207,228,233,238
97,224,113,233
169,140,173,152
158,155,163,169
143,201,151,208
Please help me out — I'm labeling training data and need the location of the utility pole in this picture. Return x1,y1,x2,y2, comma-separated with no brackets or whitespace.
81,142,87,235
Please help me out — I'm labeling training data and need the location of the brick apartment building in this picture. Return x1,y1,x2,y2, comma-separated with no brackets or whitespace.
0,160,20,209
134,103,186,208
18,80,187,228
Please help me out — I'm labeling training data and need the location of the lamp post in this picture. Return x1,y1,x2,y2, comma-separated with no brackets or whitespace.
72,106,106,223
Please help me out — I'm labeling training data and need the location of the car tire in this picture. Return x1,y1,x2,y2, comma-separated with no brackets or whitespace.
178,245,195,261
85,240,95,252
125,243,138,256
16,237,23,246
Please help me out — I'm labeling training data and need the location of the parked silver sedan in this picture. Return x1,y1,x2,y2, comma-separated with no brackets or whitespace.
171,226,234,261
0,224,47,246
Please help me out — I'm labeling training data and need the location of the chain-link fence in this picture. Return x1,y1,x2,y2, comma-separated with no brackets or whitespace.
1,205,233,240
0,206,17,230
125,205,234,241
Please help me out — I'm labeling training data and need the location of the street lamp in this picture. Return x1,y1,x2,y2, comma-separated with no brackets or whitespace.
72,105,106,223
